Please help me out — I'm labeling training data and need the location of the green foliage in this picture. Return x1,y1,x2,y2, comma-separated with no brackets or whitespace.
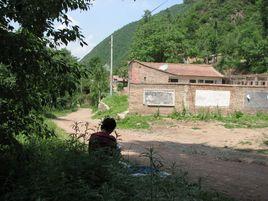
0,136,235,201
81,21,138,68
114,65,128,78
80,3,187,68
259,0,268,37
92,94,161,129
82,57,109,107
44,107,78,119
93,94,128,119
117,82,125,91
44,119,69,140
42,49,84,109
0,0,91,146
169,110,268,129
118,115,161,129
130,9,186,63
132,0,268,73
85,0,268,74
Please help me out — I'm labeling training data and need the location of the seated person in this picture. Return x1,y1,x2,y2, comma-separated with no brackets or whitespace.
88,117,117,155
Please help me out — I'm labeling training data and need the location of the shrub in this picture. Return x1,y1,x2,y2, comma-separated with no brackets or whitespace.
0,136,235,201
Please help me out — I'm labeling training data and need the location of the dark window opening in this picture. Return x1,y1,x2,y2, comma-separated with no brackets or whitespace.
198,80,204,83
144,77,146,81
190,80,196,83
205,80,214,84
169,78,179,83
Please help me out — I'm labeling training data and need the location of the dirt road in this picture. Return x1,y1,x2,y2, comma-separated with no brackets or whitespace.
54,108,268,201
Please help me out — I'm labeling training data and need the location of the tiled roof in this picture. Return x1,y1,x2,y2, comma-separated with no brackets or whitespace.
136,61,224,78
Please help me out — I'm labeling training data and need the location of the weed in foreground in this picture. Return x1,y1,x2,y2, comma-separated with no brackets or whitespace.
263,140,268,146
0,136,235,201
169,110,268,129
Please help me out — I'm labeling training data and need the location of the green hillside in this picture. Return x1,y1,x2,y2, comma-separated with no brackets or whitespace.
130,0,268,73
81,21,138,68
82,0,267,73
80,3,187,68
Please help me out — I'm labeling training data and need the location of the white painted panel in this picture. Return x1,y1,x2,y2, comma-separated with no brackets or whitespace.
195,90,230,107
143,89,175,106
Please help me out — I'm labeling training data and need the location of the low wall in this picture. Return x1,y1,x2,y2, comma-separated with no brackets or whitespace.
129,83,268,115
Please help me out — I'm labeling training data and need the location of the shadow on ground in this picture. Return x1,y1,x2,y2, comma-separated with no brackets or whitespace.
121,140,268,201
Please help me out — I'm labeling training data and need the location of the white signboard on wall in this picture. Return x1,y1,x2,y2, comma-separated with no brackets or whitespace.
195,90,230,107
144,89,175,106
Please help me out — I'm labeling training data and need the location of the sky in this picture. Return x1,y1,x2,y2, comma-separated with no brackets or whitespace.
63,0,183,59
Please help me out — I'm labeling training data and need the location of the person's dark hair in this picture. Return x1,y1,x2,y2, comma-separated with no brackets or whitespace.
101,117,116,132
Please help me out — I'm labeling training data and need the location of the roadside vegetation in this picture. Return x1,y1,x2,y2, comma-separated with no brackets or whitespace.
93,94,128,119
93,94,268,129
169,110,268,129
1,134,235,201
44,119,70,140
93,94,162,129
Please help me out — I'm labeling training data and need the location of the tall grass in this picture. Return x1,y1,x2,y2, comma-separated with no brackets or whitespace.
44,119,70,140
0,135,235,201
169,110,268,128
93,94,268,129
118,115,157,129
93,94,128,119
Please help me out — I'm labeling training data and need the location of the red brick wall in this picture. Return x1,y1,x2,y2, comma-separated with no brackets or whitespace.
129,61,222,84
129,83,268,115
129,62,170,84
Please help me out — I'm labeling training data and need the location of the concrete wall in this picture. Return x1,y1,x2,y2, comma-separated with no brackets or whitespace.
129,83,268,115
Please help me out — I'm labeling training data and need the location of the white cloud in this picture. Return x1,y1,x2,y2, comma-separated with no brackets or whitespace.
64,34,95,59
67,14,79,25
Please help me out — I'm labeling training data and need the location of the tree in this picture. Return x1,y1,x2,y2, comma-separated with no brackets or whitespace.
42,49,84,109
83,57,109,107
259,0,268,37
0,0,92,146
130,10,185,63
114,65,128,79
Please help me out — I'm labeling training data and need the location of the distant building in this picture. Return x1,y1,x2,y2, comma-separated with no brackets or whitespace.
112,75,128,92
127,60,268,115
128,60,224,84
225,74,268,86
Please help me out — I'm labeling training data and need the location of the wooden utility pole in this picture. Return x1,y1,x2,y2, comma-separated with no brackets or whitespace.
110,34,113,96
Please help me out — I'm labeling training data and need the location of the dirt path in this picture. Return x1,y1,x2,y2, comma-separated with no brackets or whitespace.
54,109,268,201
53,108,99,135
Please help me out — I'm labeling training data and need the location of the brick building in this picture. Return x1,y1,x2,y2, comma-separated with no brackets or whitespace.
129,60,224,84
127,60,268,115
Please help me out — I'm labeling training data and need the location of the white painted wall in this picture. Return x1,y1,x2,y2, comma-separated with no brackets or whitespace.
195,90,230,107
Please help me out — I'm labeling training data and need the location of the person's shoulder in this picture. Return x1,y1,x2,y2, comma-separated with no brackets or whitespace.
108,135,116,141
91,131,103,136
89,132,101,139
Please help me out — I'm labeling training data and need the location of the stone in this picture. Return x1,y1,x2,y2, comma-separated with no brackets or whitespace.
117,110,129,120
98,101,110,112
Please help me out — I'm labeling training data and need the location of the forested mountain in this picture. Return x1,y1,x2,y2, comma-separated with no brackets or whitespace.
81,21,138,68
80,3,187,67
82,0,268,74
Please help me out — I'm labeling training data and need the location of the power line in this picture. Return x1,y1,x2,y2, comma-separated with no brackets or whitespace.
150,0,170,14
